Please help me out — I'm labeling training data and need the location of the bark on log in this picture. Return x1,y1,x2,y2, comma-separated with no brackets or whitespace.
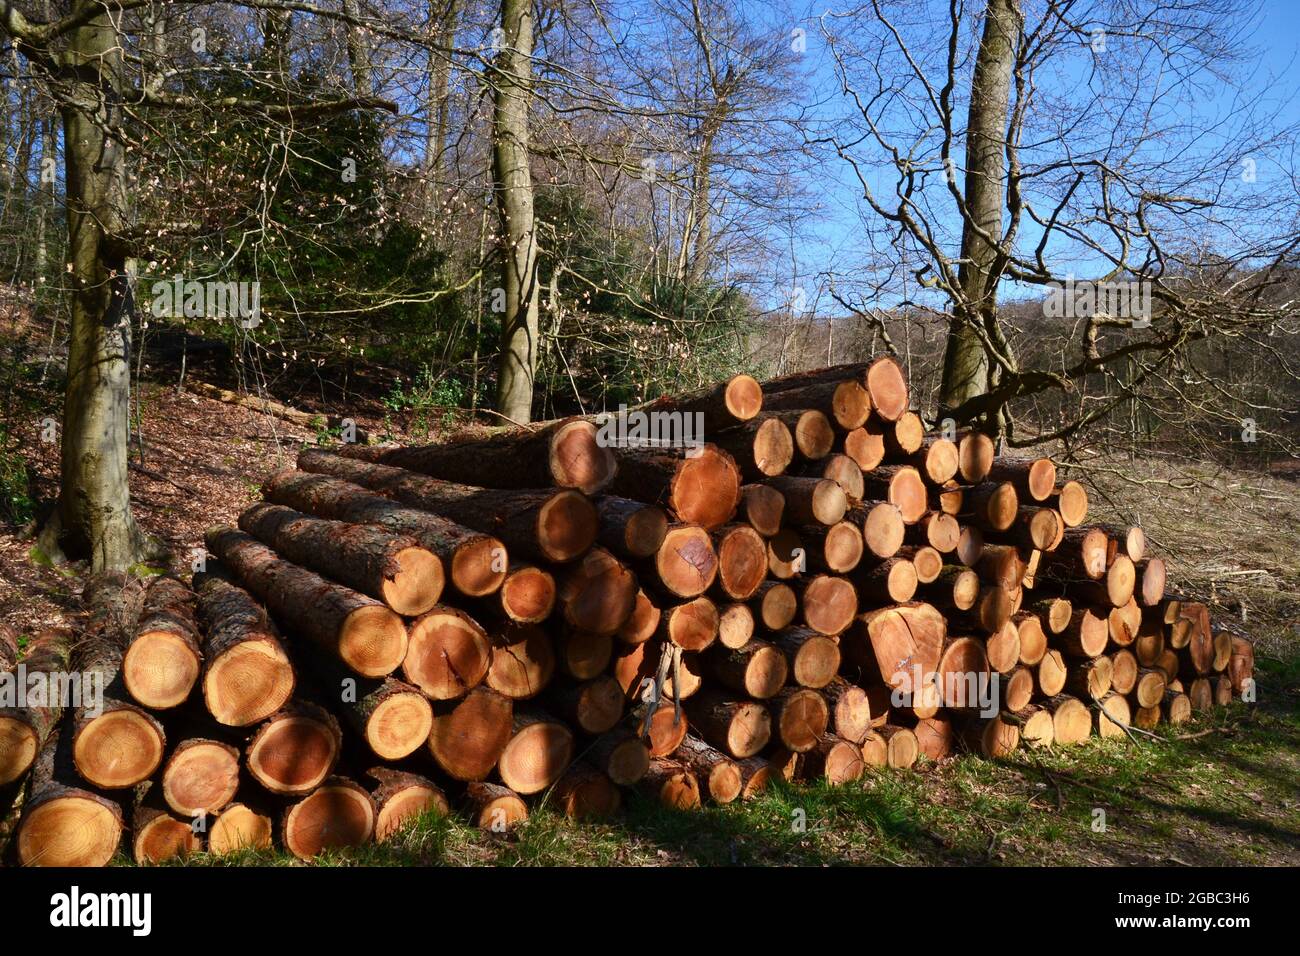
557,547,638,636
368,767,449,841
132,787,201,864
751,581,797,631
639,758,701,809
123,576,203,710
864,466,928,524
0,628,74,786
596,497,668,559
466,781,529,830
800,734,866,784
707,640,788,700
17,726,124,867
587,727,651,786
674,734,742,804
606,444,741,530
760,378,872,430
683,691,770,758
823,676,873,745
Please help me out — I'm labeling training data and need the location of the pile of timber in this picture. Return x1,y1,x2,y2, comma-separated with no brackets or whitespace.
0,359,1256,866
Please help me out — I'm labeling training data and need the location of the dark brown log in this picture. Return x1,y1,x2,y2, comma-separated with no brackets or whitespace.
956,524,984,566
295,449,597,563
708,640,788,699
587,727,651,785
557,547,638,636
752,581,797,631
208,802,274,855
710,416,795,479
403,605,491,700
206,527,408,678
498,709,574,794
711,523,767,599
427,686,514,781
766,687,829,753
761,378,872,430
864,465,927,523
546,675,625,735
133,787,201,864
850,501,906,558
263,468,510,596
596,496,668,559
0,628,74,786
238,502,443,616
843,419,887,471
123,576,203,710
466,781,529,831
606,444,741,530
986,457,1056,502
740,482,784,536
487,621,555,700
194,574,296,727
161,737,240,817
367,767,449,841
246,700,342,795
683,691,770,758
341,416,617,493
852,557,918,604
16,727,123,867
281,777,376,860
906,437,959,485
551,761,622,819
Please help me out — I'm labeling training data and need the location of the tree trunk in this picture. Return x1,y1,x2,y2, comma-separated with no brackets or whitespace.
492,0,541,422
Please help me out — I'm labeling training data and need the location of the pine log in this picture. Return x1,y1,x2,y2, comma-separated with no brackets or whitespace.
791,574,858,635
0,628,74,786
658,596,720,651
16,726,124,867
673,735,742,803
807,453,866,501
1059,607,1109,658
716,602,755,650
1013,611,1048,665
555,546,638,637
752,581,797,631
1108,597,1142,647
769,409,837,461
931,479,964,516
263,468,509,595
498,709,575,794
956,524,984,567
769,627,841,689
340,416,616,493
822,677,872,744
427,686,514,781
368,767,449,841
546,675,625,735
800,734,865,784
550,761,622,819
864,465,927,523
281,777,376,860
1002,704,1055,748
760,378,872,430
985,620,1021,674
588,727,651,785
208,802,274,855
962,481,1019,532
802,521,865,574
766,687,829,753
907,510,961,553
853,556,918,604
1043,694,1092,745
1044,527,1109,580
683,691,770,758
596,497,668,559
404,605,491,700
648,522,720,599
1133,668,1168,709
1133,558,1166,608
1229,637,1254,694
486,563,556,624
987,457,1056,502
843,420,887,471
858,731,888,766
845,602,946,692
557,628,614,679
906,437,959,485
206,527,408,678
1066,656,1114,701
639,758,701,809
1097,692,1132,738
936,637,991,710
976,543,1028,590
160,737,241,817
851,501,906,558
708,640,788,699
617,590,661,645
766,475,847,526
193,574,296,726
1110,649,1139,695
710,416,795,479
961,716,1019,758
237,502,443,616
1211,631,1232,673
904,545,944,584
631,700,691,757
711,523,767,599
956,431,995,482
132,786,201,864
1049,480,1089,527
246,700,342,795
487,621,555,700
911,714,956,760
314,667,434,760
122,576,203,710
466,781,529,831
997,665,1035,712
295,449,597,563
740,482,784,536
1035,649,1068,697
606,444,741,530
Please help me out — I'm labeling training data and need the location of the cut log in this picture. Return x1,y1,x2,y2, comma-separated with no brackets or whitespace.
663,652,705,700
133,789,201,864
907,437,959,485
208,802,274,855
551,761,622,819
281,777,376,860
823,677,872,744
864,465,927,523
708,641,788,699
849,602,946,692
985,621,1021,674
752,581,797,631
956,525,983,567
596,497,668,559
467,781,529,831
766,687,829,753
206,527,407,678
632,701,689,758
498,709,575,794
853,502,906,558
368,767,449,841
803,521,865,574
123,576,203,710
642,524,718,599
997,665,1035,712
976,544,1028,590
987,458,1056,502
792,574,859,635
1229,637,1254,694
1066,656,1114,701
546,675,625,735
963,481,1019,532
295,449,597,563
740,483,784,536
766,475,847,526
320,673,435,761
16,727,123,867
858,731,888,766
674,735,742,804
1097,692,1131,738
912,714,955,760
998,507,1063,552
1134,615,1166,667
1110,649,1139,695
932,479,964,516
1133,668,1168,709
343,416,617,493
710,416,794,479
760,378,872,430
1059,607,1109,658
0,628,73,786
1035,649,1068,697
617,590,661,645
427,686,514,781
606,444,741,530
879,724,920,768
489,564,556,624
557,547,638,636
263,469,509,595
658,596,720,651
885,411,925,456
161,738,240,817
1003,705,1054,748
639,758,701,809
1045,527,1109,580
853,556,918,604
1211,631,1232,673
711,524,767,599
611,641,656,701
639,373,763,427
1043,694,1092,745
588,727,651,785
246,701,342,795
908,510,961,553
1027,595,1072,634
717,602,755,649
238,502,443,616
809,453,866,501
1051,480,1089,527
936,637,991,710
768,409,836,461
801,734,865,784
1013,611,1048,665
906,546,944,584
683,691,770,758
957,432,995,482
487,622,555,700
403,605,491,700
736,757,774,799
843,420,887,471
769,627,841,689
1130,555,1167,615
1165,693,1192,725
962,715,1019,758
1188,677,1213,712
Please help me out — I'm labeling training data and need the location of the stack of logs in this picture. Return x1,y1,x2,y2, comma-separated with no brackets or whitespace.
0,358,1256,866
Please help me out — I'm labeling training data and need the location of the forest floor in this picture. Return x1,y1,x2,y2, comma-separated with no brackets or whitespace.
1,304,1297,867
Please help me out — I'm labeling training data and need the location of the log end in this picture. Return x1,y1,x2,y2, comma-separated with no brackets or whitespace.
339,604,409,678
204,638,296,727
404,608,491,700
18,796,122,867
866,356,909,421
283,781,376,860
537,490,600,563
450,536,510,598
380,546,446,616
208,803,274,855
74,710,166,789
123,631,202,710
163,741,241,816
0,717,39,786
367,690,435,760
375,785,449,842
248,713,340,795
551,419,619,494
499,720,575,795
499,565,557,623
134,814,201,865
724,374,765,421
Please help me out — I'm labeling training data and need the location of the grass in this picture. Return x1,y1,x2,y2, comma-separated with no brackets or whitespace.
140,649,1297,868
